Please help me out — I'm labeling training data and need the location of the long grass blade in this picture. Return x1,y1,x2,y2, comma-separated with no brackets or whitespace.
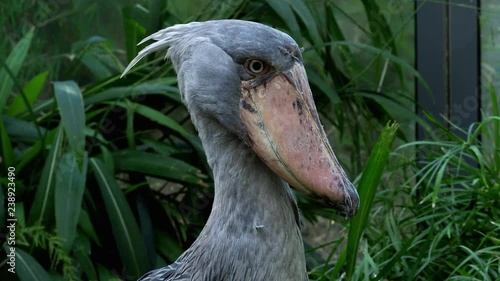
0,27,35,113
114,101,191,137
6,246,52,281
113,150,207,186
123,7,146,62
265,0,301,39
6,71,48,116
90,158,151,278
28,127,64,225
2,115,47,143
0,118,15,168
359,0,403,84
345,121,399,279
54,81,85,160
287,0,323,47
84,79,181,105
55,152,88,253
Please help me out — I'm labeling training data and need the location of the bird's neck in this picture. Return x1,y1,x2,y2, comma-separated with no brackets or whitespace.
204,127,300,230
182,119,308,280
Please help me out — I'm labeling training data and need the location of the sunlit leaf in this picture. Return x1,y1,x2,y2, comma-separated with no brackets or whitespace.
345,121,399,279
0,27,34,113
6,71,48,116
54,81,85,160
55,152,88,252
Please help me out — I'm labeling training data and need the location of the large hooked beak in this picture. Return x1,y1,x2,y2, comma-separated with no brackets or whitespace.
240,63,359,218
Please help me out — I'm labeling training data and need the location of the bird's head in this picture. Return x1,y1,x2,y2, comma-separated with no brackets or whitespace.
122,20,359,218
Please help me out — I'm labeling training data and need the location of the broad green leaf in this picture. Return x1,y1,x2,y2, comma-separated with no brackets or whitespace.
5,246,52,281
27,78,180,118
155,230,184,262
147,0,165,34
345,121,399,279
6,71,49,116
113,150,207,186
0,27,34,114
123,7,147,62
100,145,115,175
54,81,85,160
90,158,151,278
55,152,88,253
84,80,181,105
431,156,450,208
17,128,56,171
71,36,108,52
72,36,118,80
287,0,323,47
349,91,420,122
2,115,46,143
140,138,182,156
266,0,301,39
114,101,191,137
28,127,64,225
326,4,352,60
81,53,113,79
305,66,341,104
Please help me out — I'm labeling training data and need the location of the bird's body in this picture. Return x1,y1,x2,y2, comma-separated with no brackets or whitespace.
123,20,359,281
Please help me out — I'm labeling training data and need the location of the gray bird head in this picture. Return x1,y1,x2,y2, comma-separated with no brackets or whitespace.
122,20,359,217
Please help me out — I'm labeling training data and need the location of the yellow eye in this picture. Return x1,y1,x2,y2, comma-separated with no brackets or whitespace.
244,59,270,76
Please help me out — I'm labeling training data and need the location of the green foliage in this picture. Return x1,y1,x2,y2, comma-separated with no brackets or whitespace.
341,92,500,280
0,27,34,113
345,122,399,279
1,0,497,281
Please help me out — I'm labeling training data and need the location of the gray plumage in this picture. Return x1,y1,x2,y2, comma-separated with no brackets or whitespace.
123,20,320,281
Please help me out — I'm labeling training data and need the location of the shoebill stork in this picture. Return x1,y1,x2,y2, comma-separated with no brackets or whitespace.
122,20,359,281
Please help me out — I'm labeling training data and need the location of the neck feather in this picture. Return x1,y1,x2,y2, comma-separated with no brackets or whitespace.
180,118,307,280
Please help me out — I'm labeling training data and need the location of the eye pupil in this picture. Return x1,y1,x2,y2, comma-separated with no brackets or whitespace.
249,60,264,73
244,59,269,76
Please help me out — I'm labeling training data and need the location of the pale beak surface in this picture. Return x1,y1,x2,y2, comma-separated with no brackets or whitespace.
240,63,359,217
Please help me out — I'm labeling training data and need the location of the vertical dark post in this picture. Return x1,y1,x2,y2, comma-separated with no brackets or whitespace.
448,0,481,137
415,1,447,140
415,0,481,139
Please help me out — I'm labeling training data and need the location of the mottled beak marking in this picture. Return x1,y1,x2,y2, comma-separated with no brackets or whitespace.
240,63,359,217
